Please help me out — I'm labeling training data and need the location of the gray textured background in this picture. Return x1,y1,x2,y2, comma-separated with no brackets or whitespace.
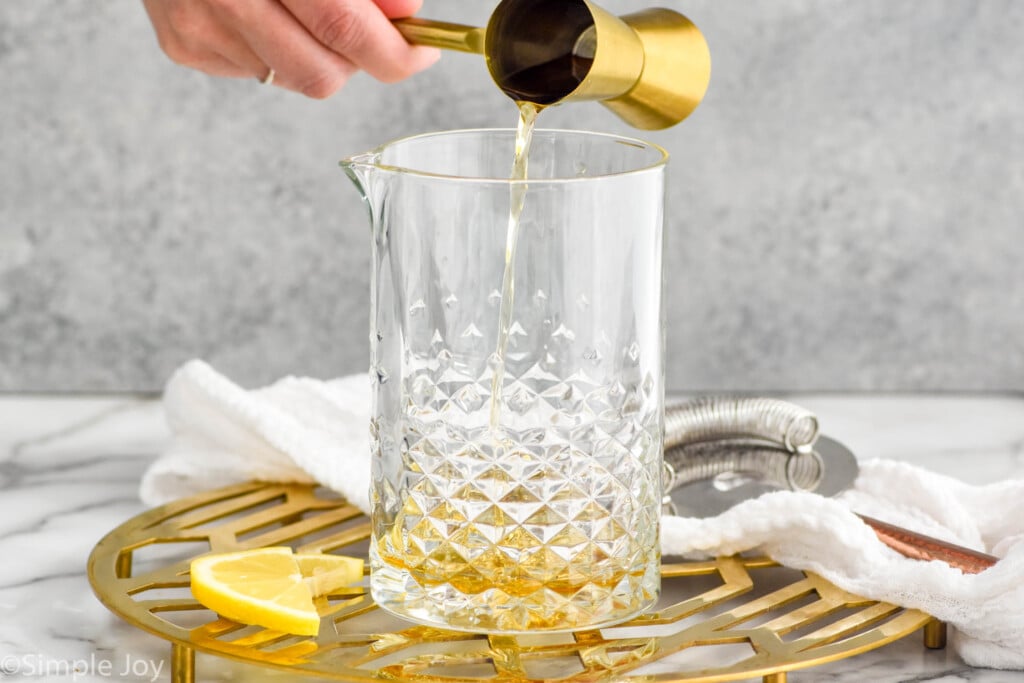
1,1,1023,393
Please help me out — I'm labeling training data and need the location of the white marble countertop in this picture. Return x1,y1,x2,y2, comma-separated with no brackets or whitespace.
2,394,1023,683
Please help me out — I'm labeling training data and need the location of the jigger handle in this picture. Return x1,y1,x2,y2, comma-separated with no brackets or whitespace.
394,17,486,54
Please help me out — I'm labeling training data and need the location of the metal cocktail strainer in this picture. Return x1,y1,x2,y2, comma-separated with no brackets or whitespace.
662,397,859,518
662,397,998,574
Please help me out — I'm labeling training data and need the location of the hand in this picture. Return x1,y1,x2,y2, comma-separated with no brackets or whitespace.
142,0,441,98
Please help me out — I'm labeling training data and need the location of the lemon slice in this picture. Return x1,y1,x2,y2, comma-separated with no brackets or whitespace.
190,548,363,636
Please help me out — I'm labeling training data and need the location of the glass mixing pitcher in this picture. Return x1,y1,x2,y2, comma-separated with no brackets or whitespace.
343,129,666,633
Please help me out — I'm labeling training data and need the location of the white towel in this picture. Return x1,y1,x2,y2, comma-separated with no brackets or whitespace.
141,360,1024,669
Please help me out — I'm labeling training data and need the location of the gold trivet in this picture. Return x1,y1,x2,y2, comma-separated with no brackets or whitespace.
88,482,942,683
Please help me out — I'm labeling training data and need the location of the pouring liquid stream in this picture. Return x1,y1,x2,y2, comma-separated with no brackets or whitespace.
487,37,595,437
488,100,541,436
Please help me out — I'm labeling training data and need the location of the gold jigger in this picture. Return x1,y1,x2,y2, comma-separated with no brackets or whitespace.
394,0,711,130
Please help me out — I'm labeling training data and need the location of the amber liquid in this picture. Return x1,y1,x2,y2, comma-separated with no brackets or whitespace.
376,467,648,632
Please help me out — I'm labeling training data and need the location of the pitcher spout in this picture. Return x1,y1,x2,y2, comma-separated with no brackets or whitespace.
340,151,382,202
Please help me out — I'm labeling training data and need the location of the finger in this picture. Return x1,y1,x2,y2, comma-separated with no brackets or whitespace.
142,0,259,80
180,12,273,81
211,0,359,98
372,0,424,18
282,0,441,83
193,51,254,78
201,21,277,82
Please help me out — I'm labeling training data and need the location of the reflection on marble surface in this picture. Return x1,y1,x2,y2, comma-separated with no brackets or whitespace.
1,395,1022,682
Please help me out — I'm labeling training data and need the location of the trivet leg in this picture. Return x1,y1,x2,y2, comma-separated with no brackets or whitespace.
171,643,195,683
762,673,786,683
924,619,947,650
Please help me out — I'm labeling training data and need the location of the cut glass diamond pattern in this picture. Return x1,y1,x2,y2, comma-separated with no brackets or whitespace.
372,322,662,632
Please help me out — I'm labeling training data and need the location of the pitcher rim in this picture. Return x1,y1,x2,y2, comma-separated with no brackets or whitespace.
340,127,668,185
